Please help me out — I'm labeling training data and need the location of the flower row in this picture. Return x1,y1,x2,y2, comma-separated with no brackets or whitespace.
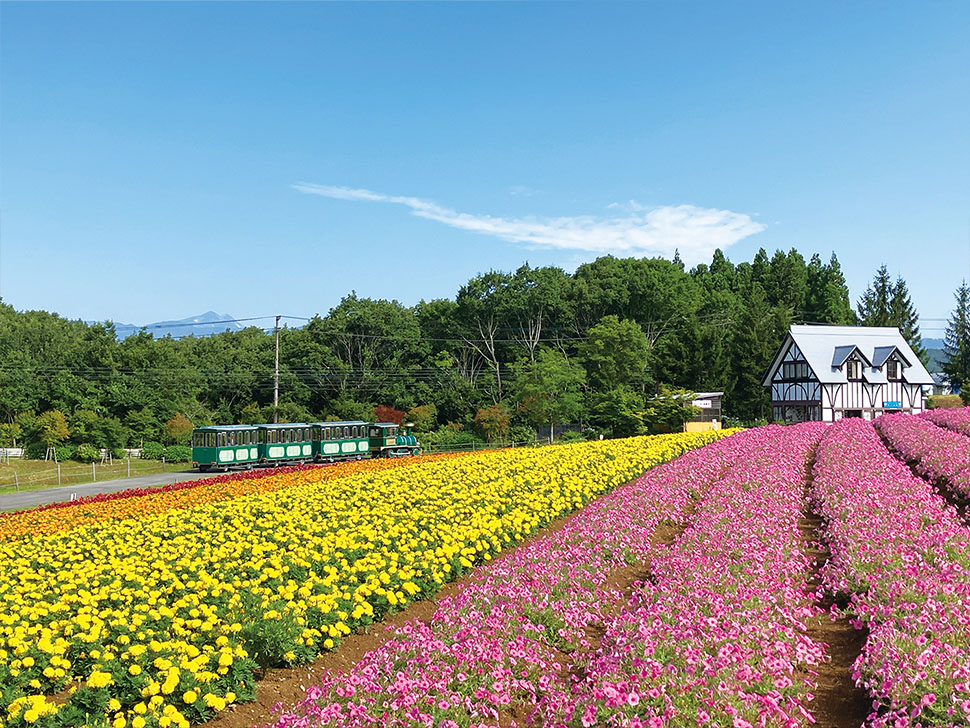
0,455,457,540
812,418,970,727
921,406,970,438
0,431,731,728
874,412,970,500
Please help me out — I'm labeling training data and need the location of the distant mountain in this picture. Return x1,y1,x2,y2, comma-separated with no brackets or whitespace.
923,337,944,349
107,312,247,339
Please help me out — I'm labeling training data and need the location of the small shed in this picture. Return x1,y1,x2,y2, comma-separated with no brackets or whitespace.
686,391,723,432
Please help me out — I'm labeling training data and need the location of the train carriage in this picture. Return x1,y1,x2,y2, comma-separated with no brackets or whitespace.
192,425,259,472
311,421,369,461
258,423,314,464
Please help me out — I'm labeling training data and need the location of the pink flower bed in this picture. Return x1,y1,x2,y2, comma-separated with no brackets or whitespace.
875,412,970,499
922,406,970,438
263,425,833,728
812,419,970,727
560,422,826,727
262,429,782,728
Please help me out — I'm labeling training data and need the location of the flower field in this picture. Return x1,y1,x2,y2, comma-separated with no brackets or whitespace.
0,430,730,728
875,412,970,500
5,413,968,728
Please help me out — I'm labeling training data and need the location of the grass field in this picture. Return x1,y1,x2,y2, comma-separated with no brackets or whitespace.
0,457,193,493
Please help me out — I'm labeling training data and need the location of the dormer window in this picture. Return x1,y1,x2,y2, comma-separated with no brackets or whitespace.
846,360,861,380
887,359,901,381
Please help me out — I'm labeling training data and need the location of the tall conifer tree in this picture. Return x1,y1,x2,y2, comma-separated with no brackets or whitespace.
889,275,926,362
942,282,970,402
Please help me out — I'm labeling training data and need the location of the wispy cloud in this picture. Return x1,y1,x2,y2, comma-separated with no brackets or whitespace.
293,183,765,264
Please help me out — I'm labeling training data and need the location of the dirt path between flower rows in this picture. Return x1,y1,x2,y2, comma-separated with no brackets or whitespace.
800,473,871,728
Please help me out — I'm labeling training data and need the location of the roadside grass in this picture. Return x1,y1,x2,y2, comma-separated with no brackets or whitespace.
0,458,194,494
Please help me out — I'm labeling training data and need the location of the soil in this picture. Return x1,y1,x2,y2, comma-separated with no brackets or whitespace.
800,480,871,728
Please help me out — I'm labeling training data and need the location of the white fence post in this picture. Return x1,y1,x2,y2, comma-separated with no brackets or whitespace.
127,456,131,478
57,463,61,486
92,462,96,482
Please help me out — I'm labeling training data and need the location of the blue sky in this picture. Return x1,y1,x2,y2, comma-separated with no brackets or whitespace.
1,2,968,338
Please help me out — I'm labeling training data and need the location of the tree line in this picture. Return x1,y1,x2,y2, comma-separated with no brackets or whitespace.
1,247,954,456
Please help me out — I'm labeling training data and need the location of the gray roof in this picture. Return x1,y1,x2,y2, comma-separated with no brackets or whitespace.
764,325,934,386
831,345,861,367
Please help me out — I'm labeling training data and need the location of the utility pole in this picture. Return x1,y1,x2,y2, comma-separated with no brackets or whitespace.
273,315,281,424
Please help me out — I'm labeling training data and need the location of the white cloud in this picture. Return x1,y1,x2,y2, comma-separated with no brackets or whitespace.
293,183,765,264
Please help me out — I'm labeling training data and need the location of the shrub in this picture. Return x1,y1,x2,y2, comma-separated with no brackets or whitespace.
24,442,47,460
141,441,164,460
559,430,586,444
928,394,963,409
506,424,537,445
54,444,76,462
74,443,100,463
162,445,192,463
111,447,127,461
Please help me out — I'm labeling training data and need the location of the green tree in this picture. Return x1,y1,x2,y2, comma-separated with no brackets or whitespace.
474,405,511,442
0,422,22,448
805,253,854,324
640,386,700,431
406,404,437,432
579,316,649,392
942,282,970,404
889,275,926,363
35,409,70,460
163,413,194,445
509,348,585,443
125,407,160,446
728,285,779,421
857,265,894,325
586,386,643,438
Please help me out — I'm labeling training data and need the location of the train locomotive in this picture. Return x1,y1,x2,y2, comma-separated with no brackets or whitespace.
191,421,420,472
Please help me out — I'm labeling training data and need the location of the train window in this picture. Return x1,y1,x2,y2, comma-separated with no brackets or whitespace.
228,432,235,447
217,433,226,447
343,426,350,438
350,426,356,437
285,429,293,443
370,427,378,438
298,428,305,441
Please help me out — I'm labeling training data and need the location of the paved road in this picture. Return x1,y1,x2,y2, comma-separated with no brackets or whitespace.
0,470,213,512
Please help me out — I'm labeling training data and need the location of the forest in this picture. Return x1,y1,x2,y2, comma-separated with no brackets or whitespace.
0,247,944,454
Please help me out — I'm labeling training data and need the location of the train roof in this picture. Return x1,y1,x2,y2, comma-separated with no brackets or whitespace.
373,422,401,427
308,420,368,426
193,425,258,431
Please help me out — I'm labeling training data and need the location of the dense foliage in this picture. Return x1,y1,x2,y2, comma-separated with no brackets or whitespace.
0,248,931,448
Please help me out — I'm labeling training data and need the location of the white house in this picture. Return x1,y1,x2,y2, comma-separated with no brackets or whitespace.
762,325,934,422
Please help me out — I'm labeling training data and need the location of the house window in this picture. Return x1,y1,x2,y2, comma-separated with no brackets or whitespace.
846,360,861,380
783,362,795,379
887,359,901,380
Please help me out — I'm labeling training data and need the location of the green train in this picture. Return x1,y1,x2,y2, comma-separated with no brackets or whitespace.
190,421,421,472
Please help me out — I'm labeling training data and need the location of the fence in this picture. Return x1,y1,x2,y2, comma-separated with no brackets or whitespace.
0,457,188,492
423,438,542,454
